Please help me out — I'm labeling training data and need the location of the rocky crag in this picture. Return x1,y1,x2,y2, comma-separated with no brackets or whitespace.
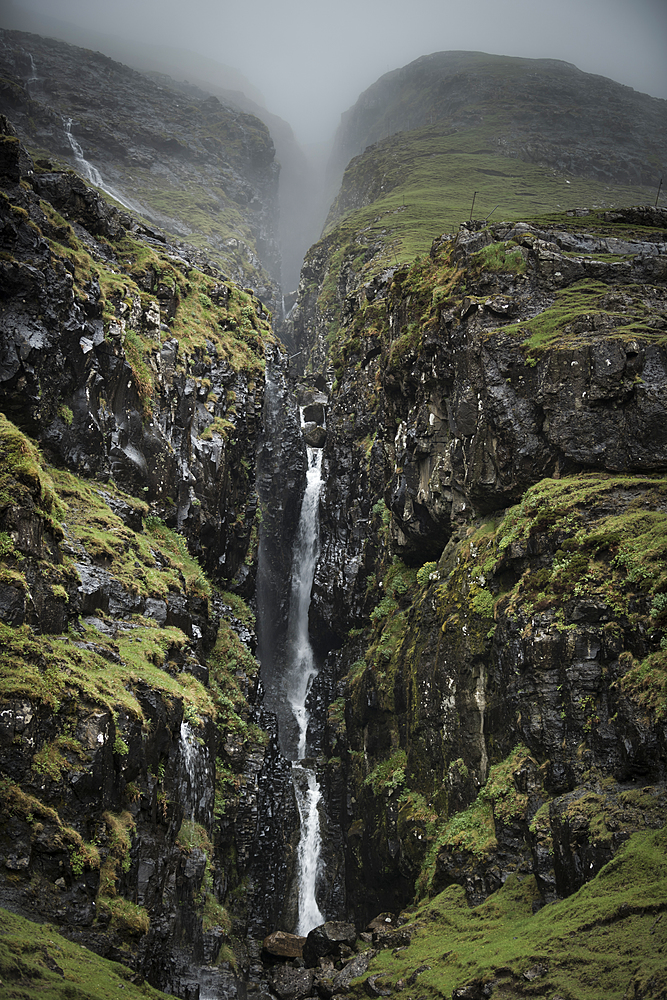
285,184,667,992
0,29,281,310
0,115,306,997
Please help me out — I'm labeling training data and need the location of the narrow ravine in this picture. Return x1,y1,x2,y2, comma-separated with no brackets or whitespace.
256,362,328,935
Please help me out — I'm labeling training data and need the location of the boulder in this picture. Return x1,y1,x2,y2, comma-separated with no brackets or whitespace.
263,930,307,959
303,921,357,967
366,913,395,933
302,422,327,448
271,966,315,1000
332,950,377,993
302,402,325,425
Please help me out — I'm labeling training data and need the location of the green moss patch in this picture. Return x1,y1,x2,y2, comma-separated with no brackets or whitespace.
351,827,667,1000
0,905,170,999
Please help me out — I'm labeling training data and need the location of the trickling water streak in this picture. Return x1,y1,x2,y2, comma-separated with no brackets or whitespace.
63,117,143,215
27,54,39,86
179,721,211,825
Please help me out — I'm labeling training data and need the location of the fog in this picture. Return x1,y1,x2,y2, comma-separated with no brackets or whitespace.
4,0,667,145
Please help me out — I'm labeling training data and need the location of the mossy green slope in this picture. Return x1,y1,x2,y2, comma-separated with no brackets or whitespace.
293,127,661,363
348,828,667,1000
0,905,170,1000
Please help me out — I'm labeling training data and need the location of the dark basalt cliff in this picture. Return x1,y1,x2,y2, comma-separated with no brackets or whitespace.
0,29,281,308
299,207,667,923
0,117,302,998
287,132,667,989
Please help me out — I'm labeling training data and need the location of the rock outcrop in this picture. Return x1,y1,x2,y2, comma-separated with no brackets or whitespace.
0,115,270,584
290,203,667,926
0,118,295,996
0,29,281,309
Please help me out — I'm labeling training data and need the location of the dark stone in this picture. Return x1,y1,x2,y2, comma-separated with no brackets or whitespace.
303,922,357,967
263,931,307,959
332,951,376,993
271,966,316,1000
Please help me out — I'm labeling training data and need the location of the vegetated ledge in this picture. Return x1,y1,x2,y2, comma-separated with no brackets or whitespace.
0,410,266,985
344,827,667,1000
0,113,275,583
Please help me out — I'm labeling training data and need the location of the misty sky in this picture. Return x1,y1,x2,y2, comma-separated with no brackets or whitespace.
6,0,667,143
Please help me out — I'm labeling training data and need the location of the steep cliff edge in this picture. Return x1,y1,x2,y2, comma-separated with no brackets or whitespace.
292,54,666,370
0,118,300,997
293,193,667,937
0,29,281,308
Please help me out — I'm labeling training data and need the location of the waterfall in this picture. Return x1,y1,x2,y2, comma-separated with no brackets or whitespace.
284,441,325,934
63,117,143,215
285,444,324,761
293,763,324,935
27,54,39,86
257,364,327,934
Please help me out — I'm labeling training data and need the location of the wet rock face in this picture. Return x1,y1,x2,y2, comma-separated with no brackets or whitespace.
288,205,667,925
255,353,307,685
305,211,667,647
0,120,267,585
0,28,281,305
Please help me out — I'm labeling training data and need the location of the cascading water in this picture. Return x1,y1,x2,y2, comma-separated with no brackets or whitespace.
284,438,326,935
178,720,213,826
257,365,328,935
63,117,143,215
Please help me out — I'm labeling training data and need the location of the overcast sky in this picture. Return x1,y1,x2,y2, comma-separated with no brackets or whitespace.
5,0,667,143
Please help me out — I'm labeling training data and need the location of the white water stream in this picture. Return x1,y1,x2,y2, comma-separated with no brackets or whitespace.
63,117,144,215
284,439,325,934
179,720,211,825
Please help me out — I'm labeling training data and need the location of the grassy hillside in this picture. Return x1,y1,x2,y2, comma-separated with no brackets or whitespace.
348,827,667,1000
0,905,170,999
324,123,659,273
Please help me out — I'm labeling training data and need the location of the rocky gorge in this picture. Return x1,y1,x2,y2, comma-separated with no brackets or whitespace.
0,29,667,1000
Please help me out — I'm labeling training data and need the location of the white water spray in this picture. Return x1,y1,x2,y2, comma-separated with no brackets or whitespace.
179,720,211,825
284,436,325,934
293,762,324,935
27,54,39,86
63,117,143,215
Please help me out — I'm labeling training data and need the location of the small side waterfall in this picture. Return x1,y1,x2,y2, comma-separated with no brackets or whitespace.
178,720,213,827
63,117,143,215
27,54,39,87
